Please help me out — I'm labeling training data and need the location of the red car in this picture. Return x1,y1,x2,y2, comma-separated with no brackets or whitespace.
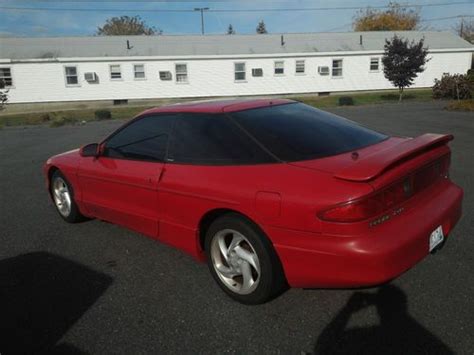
44,99,463,304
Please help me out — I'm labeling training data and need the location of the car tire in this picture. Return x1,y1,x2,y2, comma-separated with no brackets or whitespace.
50,170,85,223
205,213,287,304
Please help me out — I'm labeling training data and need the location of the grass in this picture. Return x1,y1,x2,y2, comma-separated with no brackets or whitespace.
0,88,435,127
0,106,151,127
291,88,433,108
445,99,474,112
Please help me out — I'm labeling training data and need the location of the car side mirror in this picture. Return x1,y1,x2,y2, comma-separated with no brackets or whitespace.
80,143,100,157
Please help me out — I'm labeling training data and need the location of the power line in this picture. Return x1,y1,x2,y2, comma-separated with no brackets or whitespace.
0,2,473,13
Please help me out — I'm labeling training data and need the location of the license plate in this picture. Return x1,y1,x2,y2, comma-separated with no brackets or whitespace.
429,225,444,252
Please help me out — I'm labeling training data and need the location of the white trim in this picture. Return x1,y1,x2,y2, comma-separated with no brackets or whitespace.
274,60,285,76
0,66,14,89
175,62,188,83
63,65,81,87
133,63,146,80
234,61,247,82
331,58,343,78
109,64,122,81
295,59,306,75
4,47,472,64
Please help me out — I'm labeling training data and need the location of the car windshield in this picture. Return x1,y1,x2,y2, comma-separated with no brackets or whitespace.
230,102,388,162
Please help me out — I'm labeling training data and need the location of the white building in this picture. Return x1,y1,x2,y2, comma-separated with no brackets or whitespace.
0,31,472,104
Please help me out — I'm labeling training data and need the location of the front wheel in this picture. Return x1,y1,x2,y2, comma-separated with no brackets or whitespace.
50,170,85,223
205,213,286,304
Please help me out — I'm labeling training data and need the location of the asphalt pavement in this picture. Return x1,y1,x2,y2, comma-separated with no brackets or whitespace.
1,101,473,354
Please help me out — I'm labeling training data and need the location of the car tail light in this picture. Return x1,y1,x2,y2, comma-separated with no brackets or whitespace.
319,153,450,223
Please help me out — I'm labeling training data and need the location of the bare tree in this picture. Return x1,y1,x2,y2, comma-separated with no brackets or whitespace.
453,18,474,43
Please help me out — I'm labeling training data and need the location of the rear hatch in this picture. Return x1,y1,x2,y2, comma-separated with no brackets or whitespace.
290,134,452,224
290,133,451,187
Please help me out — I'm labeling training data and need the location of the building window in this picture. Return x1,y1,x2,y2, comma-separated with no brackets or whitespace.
110,65,122,80
370,57,380,72
175,64,188,83
234,62,246,81
134,64,146,79
64,66,79,86
159,71,172,81
295,60,305,74
274,61,284,75
0,67,13,87
252,68,263,77
332,59,343,77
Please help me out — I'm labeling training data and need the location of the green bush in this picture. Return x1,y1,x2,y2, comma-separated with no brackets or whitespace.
433,73,473,100
338,96,354,106
94,109,112,120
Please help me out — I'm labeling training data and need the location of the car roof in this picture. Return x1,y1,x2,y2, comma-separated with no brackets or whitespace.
140,98,294,115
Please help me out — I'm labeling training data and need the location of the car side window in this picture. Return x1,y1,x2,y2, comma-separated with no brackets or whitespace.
169,114,274,165
103,115,174,162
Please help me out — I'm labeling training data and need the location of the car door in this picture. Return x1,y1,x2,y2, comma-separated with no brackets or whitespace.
78,114,175,237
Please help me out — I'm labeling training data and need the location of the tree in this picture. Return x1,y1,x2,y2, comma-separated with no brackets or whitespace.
0,80,9,111
453,18,474,43
256,20,268,34
227,24,236,35
382,35,429,101
96,16,160,36
353,2,420,31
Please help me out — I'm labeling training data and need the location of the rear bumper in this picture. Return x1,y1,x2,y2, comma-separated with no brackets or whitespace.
270,181,463,288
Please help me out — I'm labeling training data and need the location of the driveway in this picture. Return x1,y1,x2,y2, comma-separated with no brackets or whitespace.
0,101,472,354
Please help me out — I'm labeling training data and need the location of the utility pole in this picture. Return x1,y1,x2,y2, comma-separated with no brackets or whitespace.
194,7,210,35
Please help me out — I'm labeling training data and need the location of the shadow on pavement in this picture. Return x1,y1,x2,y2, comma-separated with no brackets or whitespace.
314,284,453,354
0,252,113,354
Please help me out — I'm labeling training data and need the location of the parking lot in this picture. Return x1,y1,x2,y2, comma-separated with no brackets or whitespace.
1,101,473,354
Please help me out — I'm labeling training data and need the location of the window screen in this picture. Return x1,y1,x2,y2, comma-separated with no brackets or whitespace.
295,60,305,74
104,115,174,162
65,66,78,85
370,58,380,71
274,61,284,75
332,60,343,77
0,68,13,87
234,62,246,81
170,114,274,165
231,103,387,162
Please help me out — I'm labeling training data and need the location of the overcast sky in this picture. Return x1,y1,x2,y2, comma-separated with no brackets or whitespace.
0,0,473,37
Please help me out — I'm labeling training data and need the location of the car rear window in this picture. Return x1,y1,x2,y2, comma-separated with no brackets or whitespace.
231,103,388,162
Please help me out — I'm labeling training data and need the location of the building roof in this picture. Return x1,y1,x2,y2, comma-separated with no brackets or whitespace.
141,98,293,114
1,31,472,60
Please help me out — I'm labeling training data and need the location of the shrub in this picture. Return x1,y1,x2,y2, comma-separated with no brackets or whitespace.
433,73,473,100
338,96,354,106
94,109,112,120
40,113,51,122
49,113,78,127
445,99,474,112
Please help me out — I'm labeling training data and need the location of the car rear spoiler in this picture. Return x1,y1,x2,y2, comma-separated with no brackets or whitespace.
334,133,453,182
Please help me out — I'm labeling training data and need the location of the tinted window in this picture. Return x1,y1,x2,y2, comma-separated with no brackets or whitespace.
231,103,387,162
104,115,173,162
170,114,274,165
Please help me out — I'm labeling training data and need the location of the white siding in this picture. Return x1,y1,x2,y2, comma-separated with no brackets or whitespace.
4,51,472,104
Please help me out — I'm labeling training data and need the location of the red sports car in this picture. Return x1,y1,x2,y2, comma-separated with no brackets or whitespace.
44,99,463,304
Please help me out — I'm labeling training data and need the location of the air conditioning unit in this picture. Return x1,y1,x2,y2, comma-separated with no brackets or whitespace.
318,66,330,75
84,72,98,82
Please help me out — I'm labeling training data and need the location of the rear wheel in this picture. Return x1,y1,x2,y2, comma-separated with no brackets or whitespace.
205,213,286,304
50,170,85,223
